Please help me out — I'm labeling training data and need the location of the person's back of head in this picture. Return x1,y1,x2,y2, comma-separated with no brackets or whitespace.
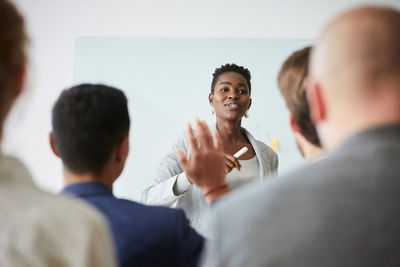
51,84,130,179
0,3,116,266
308,6,400,149
278,46,323,160
0,0,27,136
200,5,400,267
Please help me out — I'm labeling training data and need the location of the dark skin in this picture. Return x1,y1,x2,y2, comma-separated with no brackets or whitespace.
209,72,256,173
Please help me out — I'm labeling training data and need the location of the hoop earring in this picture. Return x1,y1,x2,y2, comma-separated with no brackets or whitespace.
244,112,249,118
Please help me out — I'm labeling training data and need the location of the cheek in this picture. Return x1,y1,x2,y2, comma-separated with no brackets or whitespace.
213,95,225,103
244,98,251,108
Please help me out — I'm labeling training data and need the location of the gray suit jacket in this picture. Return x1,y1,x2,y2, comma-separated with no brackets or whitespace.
202,124,400,267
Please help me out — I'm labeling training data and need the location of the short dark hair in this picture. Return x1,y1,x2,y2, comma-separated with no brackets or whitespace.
277,46,321,147
52,84,130,174
211,63,252,94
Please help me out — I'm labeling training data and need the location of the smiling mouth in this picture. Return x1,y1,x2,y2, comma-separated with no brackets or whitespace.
224,102,240,108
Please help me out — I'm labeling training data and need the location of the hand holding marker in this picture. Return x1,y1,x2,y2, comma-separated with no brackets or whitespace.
230,147,248,172
224,147,249,173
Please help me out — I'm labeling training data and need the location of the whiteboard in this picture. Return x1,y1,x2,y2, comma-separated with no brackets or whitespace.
74,38,312,201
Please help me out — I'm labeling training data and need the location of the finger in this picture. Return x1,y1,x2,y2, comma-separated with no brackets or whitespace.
224,165,232,174
176,149,189,171
213,129,224,151
225,158,235,169
194,119,213,149
225,153,235,161
225,154,241,171
233,157,241,171
186,123,198,154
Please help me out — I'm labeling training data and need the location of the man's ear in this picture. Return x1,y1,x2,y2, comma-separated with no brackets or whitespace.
307,79,326,125
208,93,214,106
288,112,300,133
49,132,60,157
116,135,129,163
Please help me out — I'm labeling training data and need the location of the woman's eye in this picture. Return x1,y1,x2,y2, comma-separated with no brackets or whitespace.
239,89,248,94
220,87,229,92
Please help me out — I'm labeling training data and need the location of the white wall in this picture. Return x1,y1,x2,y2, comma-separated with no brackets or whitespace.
7,0,400,196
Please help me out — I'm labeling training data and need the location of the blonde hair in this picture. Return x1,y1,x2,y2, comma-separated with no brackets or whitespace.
278,46,321,147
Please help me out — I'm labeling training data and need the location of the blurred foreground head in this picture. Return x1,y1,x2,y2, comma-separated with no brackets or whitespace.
278,46,323,160
0,0,27,138
308,6,400,150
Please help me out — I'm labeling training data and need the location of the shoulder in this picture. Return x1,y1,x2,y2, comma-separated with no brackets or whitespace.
39,193,110,233
0,156,114,265
217,156,331,205
0,154,35,185
0,155,108,229
212,156,343,236
241,128,276,156
172,131,189,150
0,190,114,265
255,139,277,157
207,164,327,263
37,195,114,259
207,149,389,265
119,198,189,225
242,130,278,168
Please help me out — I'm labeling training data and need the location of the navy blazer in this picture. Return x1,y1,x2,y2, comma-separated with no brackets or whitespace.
61,182,204,267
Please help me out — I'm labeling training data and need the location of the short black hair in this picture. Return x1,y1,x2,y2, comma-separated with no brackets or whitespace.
51,84,130,174
211,63,252,94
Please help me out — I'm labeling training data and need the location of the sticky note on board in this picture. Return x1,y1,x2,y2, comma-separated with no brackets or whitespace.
271,138,278,151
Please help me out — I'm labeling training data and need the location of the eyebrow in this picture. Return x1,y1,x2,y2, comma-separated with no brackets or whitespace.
218,82,232,86
218,82,247,87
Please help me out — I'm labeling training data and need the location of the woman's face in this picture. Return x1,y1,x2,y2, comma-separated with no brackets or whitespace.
209,72,251,121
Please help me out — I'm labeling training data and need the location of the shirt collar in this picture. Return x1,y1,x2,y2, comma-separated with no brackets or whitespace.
61,181,113,198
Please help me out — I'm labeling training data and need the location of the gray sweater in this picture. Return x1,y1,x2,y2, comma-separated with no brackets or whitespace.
142,127,278,238
202,125,400,266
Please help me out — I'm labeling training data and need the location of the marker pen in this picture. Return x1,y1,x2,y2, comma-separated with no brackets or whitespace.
233,147,248,158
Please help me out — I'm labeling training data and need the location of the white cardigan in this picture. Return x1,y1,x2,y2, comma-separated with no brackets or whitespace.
142,127,278,238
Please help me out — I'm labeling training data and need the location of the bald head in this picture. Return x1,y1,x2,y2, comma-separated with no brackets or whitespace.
308,6,400,150
311,6,400,94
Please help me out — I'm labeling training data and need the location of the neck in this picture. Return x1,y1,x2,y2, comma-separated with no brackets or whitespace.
63,168,114,192
302,143,324,162
215,118,244,143
319,112,400,151
321,83,400,150
295,133,324,162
